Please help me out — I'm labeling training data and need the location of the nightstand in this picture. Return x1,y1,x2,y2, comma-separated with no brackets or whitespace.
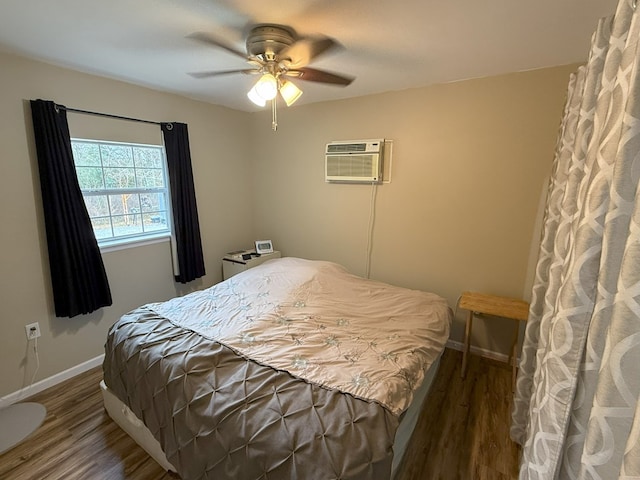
459,291,529,389
222,251,281,280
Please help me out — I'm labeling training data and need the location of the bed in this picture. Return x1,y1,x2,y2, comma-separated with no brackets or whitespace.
102,257,451,479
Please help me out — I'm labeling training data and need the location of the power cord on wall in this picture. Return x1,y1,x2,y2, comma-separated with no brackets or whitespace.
364,139,395,278
16,337,40,402
365,181,378,279
30,337,40,389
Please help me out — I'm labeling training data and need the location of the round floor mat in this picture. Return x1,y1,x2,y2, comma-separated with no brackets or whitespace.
0,402,47,454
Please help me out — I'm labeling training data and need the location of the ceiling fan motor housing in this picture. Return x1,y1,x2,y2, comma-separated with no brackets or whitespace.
246,25,296,60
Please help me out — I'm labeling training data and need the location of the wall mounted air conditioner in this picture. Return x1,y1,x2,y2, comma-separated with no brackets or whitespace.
325,139,384,183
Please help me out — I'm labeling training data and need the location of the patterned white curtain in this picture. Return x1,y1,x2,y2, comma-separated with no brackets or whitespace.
511,0,640,478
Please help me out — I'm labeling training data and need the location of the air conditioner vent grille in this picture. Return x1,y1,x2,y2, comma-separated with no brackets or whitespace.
326,143,367,153
326,155,374,178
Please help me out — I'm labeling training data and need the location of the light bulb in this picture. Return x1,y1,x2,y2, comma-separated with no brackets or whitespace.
247,85,266,107
254,74,278,100
279,80,303,106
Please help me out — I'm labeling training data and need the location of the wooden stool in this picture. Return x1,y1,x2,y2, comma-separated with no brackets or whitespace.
459,292,529,390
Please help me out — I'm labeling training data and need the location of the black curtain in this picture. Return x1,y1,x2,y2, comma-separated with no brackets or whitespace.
162,122,206,283
30,99,112,317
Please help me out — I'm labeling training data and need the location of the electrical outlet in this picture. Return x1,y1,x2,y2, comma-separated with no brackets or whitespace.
25,322,41,340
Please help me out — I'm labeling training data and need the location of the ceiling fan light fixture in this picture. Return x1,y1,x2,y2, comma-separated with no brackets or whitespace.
247,85,266,107
279,80,303,106
254,73,278,101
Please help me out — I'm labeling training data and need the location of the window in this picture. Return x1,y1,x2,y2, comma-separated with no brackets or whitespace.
71,139,171,247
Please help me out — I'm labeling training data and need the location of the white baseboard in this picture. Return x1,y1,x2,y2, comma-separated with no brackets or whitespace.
0,354,104,409
446,339,511,364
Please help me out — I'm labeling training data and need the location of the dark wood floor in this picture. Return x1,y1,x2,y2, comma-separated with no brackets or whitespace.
394,349,521,480
0,349,520,480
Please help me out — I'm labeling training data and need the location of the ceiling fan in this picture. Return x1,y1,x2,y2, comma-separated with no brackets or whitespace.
187,24,354,129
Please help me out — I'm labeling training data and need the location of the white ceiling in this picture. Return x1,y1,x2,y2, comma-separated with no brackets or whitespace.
0,0,619,112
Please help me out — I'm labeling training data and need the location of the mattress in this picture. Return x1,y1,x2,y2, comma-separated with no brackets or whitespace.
103,258,450,479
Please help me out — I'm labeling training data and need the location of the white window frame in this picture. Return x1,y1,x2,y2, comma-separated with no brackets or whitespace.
71,138,173,250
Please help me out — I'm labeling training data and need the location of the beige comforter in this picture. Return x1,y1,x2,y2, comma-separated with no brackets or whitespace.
149,257,450,415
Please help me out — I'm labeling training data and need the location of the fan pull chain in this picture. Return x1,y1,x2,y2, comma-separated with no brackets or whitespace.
271,99,278,131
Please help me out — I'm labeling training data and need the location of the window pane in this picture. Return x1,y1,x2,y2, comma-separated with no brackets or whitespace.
136,168,164,188
143,212,168,232
100,144,133,167
91,217,113,239
112,214,143,236
83,195,109,217
75,166,104,189
104,167,135,189
134,147,162,168
72,142,101,166
108,194,140,216
140,192,165,212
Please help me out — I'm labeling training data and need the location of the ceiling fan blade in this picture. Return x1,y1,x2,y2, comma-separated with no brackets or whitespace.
187,32,248,60
287,67,354,86
280,37,342,69
188,69,259,79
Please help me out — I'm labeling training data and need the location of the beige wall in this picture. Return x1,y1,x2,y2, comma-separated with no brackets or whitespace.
0,47,574,399
0,50,254,398
249,65,574,354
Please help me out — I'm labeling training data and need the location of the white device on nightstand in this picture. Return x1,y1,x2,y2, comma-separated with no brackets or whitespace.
222,250,281,280
255,240,274,254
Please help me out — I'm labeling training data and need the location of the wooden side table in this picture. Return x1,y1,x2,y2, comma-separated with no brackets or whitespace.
459,292,529,389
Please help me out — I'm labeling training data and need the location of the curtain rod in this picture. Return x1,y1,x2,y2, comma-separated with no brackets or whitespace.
55,104,167,127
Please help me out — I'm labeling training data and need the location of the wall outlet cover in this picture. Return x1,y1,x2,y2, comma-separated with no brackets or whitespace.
25,322,41,340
